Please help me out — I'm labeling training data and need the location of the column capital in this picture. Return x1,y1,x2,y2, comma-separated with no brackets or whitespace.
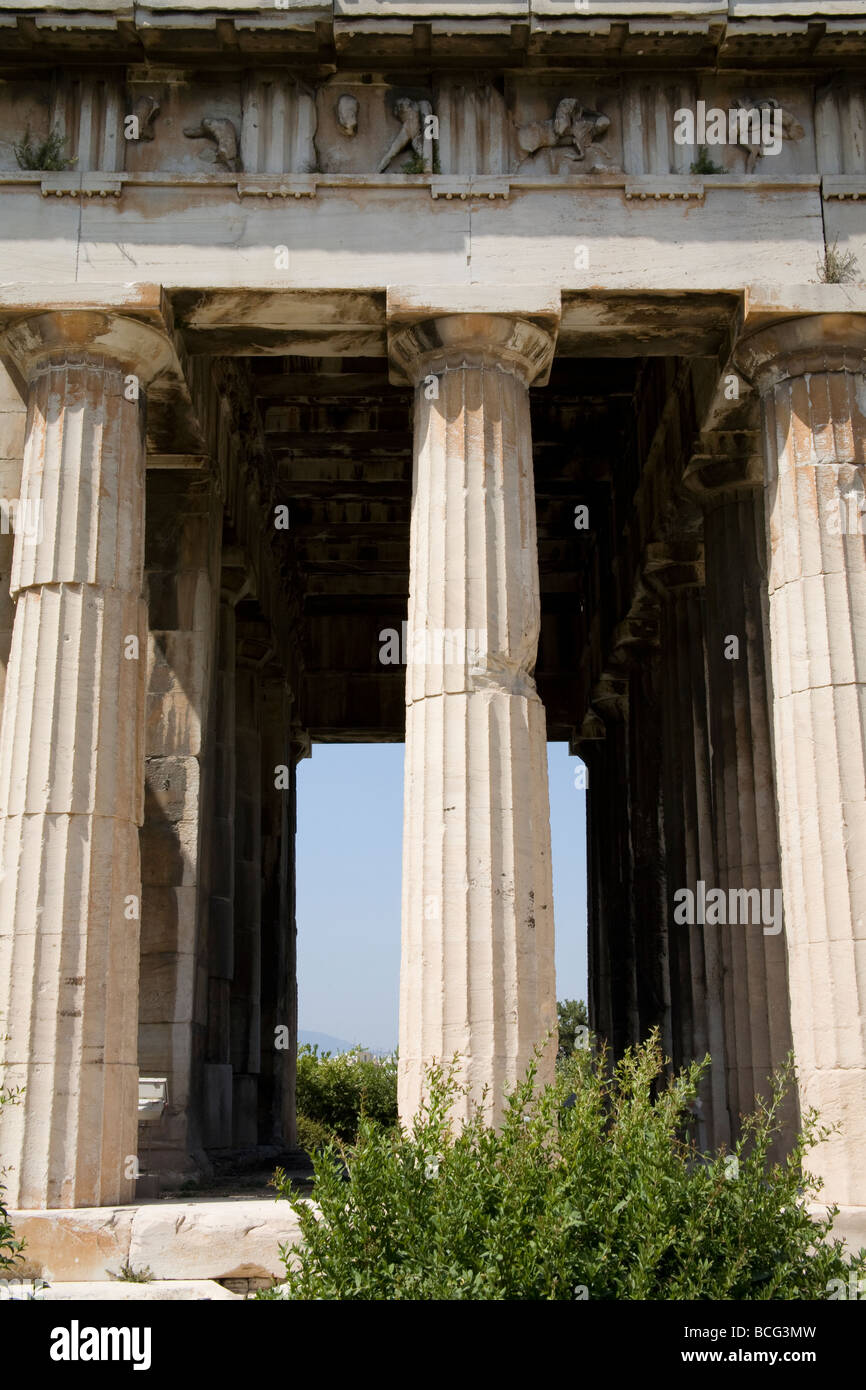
1,308,175,387
682,429,763,504
589,673,629,724
644,540,705,593
593,597,659,696
736,312,866,393
386,285,560,387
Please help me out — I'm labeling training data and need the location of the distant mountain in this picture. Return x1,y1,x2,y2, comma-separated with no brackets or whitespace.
298,1029,362,1055
298,1029,395,1057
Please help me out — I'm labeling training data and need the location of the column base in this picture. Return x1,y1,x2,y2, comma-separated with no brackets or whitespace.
808,1204,866,1257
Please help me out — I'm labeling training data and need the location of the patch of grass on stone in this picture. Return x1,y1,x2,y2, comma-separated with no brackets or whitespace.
689,146,726,175
14,130,74,171
816,240,860,285
110,1262,154,1283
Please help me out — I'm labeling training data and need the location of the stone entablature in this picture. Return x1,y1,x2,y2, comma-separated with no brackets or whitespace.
0,67,862,181
0,6,862,295
0,85,862,295
3,2,866,47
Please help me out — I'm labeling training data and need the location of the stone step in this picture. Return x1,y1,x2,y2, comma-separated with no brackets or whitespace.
10,1198,305,1284
6,1280,242,1302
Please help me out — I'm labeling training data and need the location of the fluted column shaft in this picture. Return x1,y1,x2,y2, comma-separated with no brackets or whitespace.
649,548,729,1150
583,700,638,1060
628,653,672,1054
0,365,25,718
0,313,165,1208
203,591,238,1148
683,441,795,1151
259,679,299,1149
231,661,262,1120
739,315,866,1207
704,492,794,1141
390,310,558,1122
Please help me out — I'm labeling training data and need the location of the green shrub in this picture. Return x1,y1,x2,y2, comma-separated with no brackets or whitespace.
0,1084,24,1274
296,1113,337,1154
296,1045,398,1144
557,998,588,1058
262,1033,865,1301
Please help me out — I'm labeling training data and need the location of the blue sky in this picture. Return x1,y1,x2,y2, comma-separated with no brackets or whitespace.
296,741,588,1053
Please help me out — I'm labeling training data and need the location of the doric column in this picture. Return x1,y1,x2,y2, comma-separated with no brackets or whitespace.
231,651,263,1147
625,636,671,1056
0,363,25,717
580,691,639,1061
738,315,866,1210
684,439,795,1151
138,470,221,1184
0,310,172,1207
259,678,298,1148
203,579,245,1150
594,619,671,1059
388,292,560,1123
646,542,730,1151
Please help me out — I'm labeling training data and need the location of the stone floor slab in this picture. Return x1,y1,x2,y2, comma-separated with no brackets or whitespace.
9,1197,304,1283
11,1207,134,1282
37,1280,241,1301
127,1198,304,1280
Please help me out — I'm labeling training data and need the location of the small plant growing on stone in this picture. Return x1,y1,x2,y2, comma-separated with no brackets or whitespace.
261,1033,866,1301
110,1261,154,1283
0,1084,25,1275
816,239,860,285
402,150,441,175
13,129,74,172
690,146,726,175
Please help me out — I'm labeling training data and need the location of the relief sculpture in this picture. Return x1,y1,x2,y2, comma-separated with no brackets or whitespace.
514,98,619,174
378,97,437,174
184,116,242,172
